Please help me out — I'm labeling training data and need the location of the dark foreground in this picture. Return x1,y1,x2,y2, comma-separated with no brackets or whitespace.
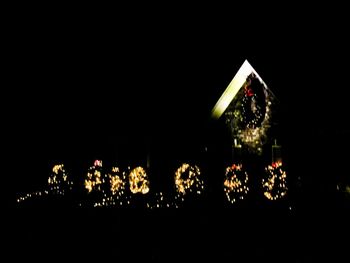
8,196,349,262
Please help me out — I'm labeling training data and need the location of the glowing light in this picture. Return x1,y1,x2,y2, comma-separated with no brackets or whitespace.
85,160,104,193
212,60,268,119
345,185,350,195
94,160,102,166
129,166,150,194
175,163,203,196
146,192,173,209
93,166,133,208
262,162,288,200
17,164,72,203
17,159,291,207
223,72,274,154
224,164,249,203
212,60,276,154
109,167,126,195
48,164,73,194
16,191,48,203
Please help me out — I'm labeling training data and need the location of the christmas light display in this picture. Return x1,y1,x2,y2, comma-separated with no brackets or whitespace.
17,190,49,203
93,195,132,207
224,73,274,154
108,167,125,195
129,166,150,194
85,160,105,193
224,164,249,203
48,164,73,195
146,192,166,209
17,160,289,206
146,191,183,209
174,163,204,196
93,166,132,207
17,164,72,203
262,162,287,200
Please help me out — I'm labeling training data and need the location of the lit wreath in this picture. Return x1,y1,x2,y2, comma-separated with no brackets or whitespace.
262,162,287,200
129,166,150,194
175,163,204,196
93,166,131,207
225,73,274,153
223,164,249,203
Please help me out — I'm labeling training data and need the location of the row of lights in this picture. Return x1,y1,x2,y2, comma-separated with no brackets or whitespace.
90,162,202,208
17,164,72,203
224,162,288,203
17,161,288,205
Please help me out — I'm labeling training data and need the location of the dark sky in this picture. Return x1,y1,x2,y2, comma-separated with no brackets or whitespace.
5,9,350,195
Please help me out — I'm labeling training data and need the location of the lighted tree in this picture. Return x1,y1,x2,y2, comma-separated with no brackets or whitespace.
85,160,106,194
48,164,73,195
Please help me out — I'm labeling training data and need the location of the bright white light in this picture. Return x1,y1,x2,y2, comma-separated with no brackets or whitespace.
211,60,267,119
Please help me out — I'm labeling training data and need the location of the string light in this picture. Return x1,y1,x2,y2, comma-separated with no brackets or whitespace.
48,164,73,195
17,163,71,203
262,162,287,200
85,160,105,193
146,192,181,209
17,190,49,203
174,163,204,196
109,167,126,195
93,166,132,207
129,166,150,194
18,160,289,206
224,73,274,154
224,164,249,203
147,192,165,209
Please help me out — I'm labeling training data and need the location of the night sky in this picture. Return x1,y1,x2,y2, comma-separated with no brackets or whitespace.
5,8,350,261
8,20,350,191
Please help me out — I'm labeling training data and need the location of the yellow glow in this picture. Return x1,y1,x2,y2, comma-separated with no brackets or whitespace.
212,60,266,119
175,163,203,196
224,164,249,203
346,185,350,194
110,176,123,193
262,162,287,200
85,160,103,193
129,166,150,194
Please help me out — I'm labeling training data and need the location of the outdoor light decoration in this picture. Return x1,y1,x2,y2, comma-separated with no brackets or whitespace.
212,60,276,154
212,60,257,119
93,194,132,207
17,190,49,203
224,73,274,154
224,164,249,203
129,166,150,194
85,160,104,193
48,164,73,195
174,163,204,195
93,166,131,207
17,164,72,203
262,162,287,200
109,167,126,196
146,192,178,209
